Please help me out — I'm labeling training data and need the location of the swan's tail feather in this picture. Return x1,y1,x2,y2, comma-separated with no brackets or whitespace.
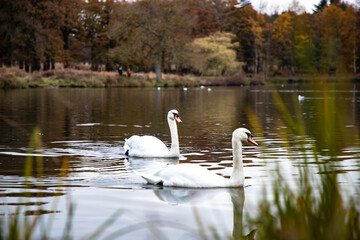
134,171,164,185
123,139,130,156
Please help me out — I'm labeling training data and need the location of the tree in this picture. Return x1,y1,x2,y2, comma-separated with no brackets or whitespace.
291,12,315,73
111,0,194,83
317,5,342,73
185,0,226,38
0,0,83,71
288,0,306,14
83,0,115,71
188,32,241,76
249,15,266,74
0,0,41,71
314,0,328,13
228,6,260,73
271,13,294,73
294,34,314,73
0,0,20,67
37,0,65,70
338,6,357,73
58,0,84,68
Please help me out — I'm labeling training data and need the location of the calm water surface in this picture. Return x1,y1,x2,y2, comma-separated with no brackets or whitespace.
0,84,359,239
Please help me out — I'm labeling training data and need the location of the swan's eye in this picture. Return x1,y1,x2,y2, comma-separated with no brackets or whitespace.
173,113,182,123
246,132,258,146
245,132,252,138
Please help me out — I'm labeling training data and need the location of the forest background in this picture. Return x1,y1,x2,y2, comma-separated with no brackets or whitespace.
0,0,359,86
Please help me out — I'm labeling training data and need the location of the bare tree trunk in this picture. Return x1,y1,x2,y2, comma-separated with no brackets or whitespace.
61,27,70,68
31,56,41,72
25,61,30,72
154,53,162,83
254,47,258,74
354,37,356,74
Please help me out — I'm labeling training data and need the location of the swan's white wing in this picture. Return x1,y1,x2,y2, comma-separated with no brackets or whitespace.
124,135,170,157
140,164,229,188
135,171,164,185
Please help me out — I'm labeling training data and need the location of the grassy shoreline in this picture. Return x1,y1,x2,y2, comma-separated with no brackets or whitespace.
0,67,358,89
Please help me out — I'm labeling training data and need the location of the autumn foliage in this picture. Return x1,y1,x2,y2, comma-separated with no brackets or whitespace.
0,0,359,79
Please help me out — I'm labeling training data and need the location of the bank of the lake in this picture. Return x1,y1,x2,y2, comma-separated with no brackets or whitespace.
0,67,358,89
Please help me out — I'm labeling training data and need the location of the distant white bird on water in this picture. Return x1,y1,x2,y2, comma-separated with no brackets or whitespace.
234,0,251,8
298,94,305,102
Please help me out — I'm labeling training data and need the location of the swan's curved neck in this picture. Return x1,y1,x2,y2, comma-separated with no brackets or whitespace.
168,118,179,155
231,138,244,185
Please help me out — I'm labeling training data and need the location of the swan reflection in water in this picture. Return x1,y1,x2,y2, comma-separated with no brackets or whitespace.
125,156,180,185
125,157,179,173
153,187,256,239
126,157,255,239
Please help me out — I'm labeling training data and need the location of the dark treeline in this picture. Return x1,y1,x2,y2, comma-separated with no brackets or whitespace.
0,0,359,82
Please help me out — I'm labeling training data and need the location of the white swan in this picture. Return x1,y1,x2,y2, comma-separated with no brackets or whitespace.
137,128,258,188
124,109,182,158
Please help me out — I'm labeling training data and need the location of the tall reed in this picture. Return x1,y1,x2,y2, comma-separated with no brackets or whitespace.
1,128,75,240
246,83,360,240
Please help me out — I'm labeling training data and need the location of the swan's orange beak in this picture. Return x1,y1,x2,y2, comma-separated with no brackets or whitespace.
248,135,258,146
175,115,182,123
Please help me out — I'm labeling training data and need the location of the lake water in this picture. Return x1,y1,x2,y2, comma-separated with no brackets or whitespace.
0,84,359,239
